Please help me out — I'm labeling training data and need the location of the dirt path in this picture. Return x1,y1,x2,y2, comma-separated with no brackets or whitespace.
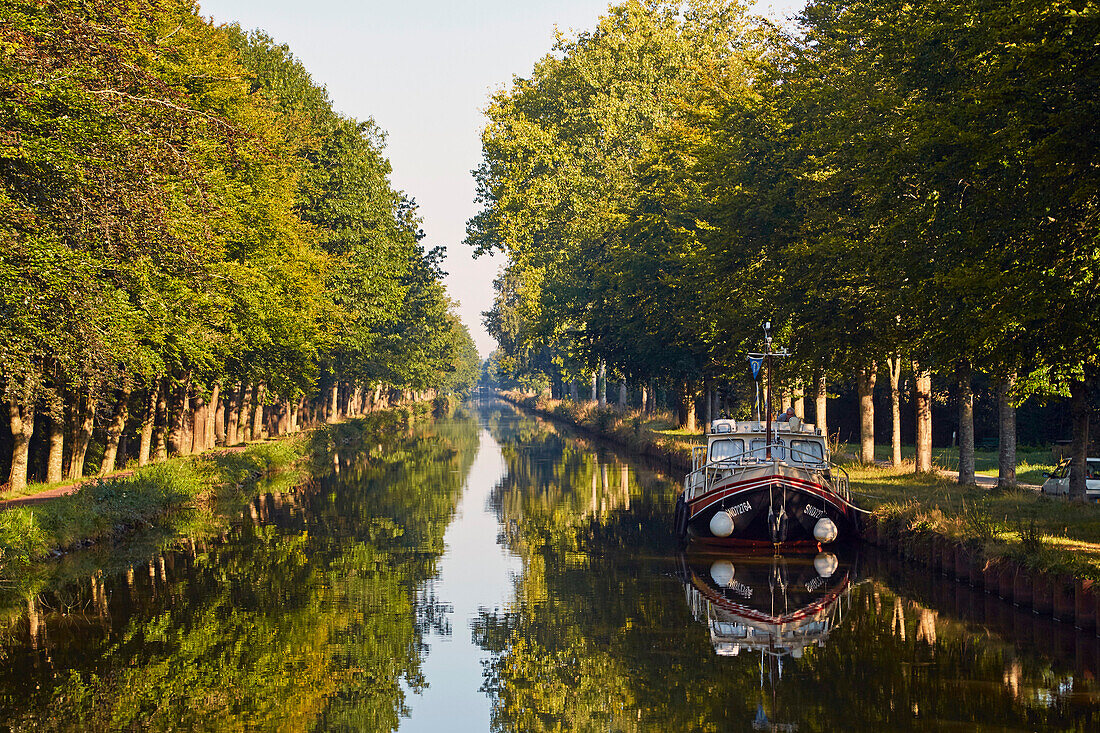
936,469,1040,491
0,444,253,511
868,458,1040,490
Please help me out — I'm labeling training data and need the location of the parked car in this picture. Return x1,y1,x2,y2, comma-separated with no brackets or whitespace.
1041,457,1100,498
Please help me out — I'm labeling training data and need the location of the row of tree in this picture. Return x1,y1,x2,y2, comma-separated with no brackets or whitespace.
468,0,1099,495
1,0,479,491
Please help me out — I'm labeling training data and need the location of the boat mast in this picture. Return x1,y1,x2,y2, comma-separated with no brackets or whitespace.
764,321,772,460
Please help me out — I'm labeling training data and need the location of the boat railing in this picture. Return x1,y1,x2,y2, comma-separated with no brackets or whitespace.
684,442,851,504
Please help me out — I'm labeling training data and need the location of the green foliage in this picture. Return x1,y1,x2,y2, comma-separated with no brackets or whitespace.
470,0,1100,427
1,0,473,486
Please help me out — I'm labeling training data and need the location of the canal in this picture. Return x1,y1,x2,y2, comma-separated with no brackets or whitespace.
0,399,1098,730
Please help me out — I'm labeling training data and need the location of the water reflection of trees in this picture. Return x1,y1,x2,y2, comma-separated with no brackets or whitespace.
0,412,480,731
476,402,1100,732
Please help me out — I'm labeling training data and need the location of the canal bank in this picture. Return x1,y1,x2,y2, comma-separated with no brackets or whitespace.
0,398,1097,729
0,402,441,593
500,390,1100,633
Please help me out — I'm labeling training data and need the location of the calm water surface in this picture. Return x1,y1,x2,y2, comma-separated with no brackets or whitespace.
0,400,1098,731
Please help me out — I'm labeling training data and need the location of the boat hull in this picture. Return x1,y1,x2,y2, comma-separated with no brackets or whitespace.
675,472,856,547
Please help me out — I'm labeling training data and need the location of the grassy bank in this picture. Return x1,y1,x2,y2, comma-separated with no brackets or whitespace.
502,391,1100,581
0,439,308,574
836,442,1054,485
0,398,449,576
500,393,698,471
0,401,447,621
853,463,1100,580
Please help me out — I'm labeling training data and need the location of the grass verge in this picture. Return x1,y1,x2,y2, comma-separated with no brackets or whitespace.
0,439,308,576
503,391,1100,581
849,461,1100,580
501,392,699,471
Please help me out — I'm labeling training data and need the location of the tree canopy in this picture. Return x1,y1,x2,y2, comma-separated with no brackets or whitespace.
1,0,479,490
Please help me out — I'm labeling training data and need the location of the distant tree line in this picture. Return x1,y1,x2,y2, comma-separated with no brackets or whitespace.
469,0,1099,496
1,0,479,491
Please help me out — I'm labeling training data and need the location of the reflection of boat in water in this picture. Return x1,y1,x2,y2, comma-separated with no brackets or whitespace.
680,549,860,732
680,549,856,659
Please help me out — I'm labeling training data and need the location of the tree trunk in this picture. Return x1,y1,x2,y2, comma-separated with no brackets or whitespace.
569,381,578,401
857,362,877,465
339,382,351,418
100,386,131,476
207,384,221,448
597,361,607,407
589,369,597,402
996,373,1017,489
640,384,649,413
251,383,266,440
792,382,805,420
138,384,158,466
180,390,193,454
6,389,36,493
290,397,301,433
703,377,713,429
913,363,933,473
45,386,65,483
238,383,252,442
226,384,241,445
188,398,202,453
779,388,791,413
326,382,338,424
618,381,628,408
957,360,976,485
116,432,129,470
1069,378,1091,502
679,380,698,432
153,379,169,462
168,375,192,457
277,401,291,436
814,366,828,435
887,356,903,467
67,387,97,479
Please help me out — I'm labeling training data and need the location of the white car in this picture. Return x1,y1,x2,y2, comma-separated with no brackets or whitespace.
1041,458,1100,498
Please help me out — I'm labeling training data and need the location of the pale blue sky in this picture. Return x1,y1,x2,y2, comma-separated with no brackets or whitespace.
197,0,806,357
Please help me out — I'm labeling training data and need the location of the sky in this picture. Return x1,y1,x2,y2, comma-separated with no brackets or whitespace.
197,0,807,358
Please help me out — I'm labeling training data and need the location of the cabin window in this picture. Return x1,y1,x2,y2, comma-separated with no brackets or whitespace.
791,440,824,464
749,438,784,460
710,439,745,462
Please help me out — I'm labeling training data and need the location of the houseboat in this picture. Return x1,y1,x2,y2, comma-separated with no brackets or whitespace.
673,415,860,546
673,329,862,547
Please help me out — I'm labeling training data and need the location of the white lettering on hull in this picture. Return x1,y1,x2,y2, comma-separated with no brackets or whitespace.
729,501,752,516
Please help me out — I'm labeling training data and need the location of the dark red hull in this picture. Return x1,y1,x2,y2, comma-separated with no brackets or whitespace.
675,472,856,546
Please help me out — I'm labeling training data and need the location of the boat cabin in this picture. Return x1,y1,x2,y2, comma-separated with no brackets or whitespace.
703,418,828,469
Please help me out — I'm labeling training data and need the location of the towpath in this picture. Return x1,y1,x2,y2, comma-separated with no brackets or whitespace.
0,444,252,510
936,469,1040,490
